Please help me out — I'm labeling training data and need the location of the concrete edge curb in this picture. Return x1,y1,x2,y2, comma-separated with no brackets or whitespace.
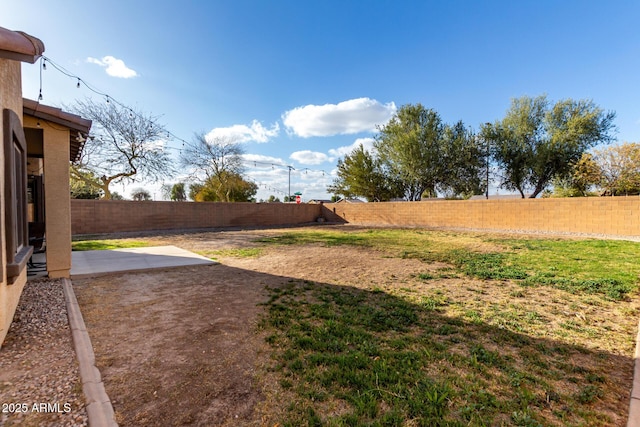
628,319,640,426
62,278,118,427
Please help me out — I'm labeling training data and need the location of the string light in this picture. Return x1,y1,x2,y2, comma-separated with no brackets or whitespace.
38,57,44,102
34,54,333,197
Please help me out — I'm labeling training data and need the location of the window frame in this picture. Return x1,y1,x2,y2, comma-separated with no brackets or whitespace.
3,108,33,283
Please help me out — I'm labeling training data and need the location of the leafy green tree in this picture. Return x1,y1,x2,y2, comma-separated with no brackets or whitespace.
375,104,444,201
191,171,257,202
571,153,602,195
594,142,640,196
485,95,616,198
70,99,174,199
550,152,602,197
70,169,102,199
131,187,152,201
328,144,400,202
374,104,484,200
169,183,187,201
439,121,485,199
266,195,281,203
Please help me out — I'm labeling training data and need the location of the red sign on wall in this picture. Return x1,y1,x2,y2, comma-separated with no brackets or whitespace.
295,195,301,204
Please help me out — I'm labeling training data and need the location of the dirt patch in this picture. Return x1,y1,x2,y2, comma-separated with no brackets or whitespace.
72,228,432,426
74,264,267,426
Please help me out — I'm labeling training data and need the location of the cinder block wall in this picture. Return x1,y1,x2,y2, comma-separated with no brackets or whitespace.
71,200,323,235
323,197,640,237
72,198,640,237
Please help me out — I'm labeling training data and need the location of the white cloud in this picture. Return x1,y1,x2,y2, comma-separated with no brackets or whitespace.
87,56,138,78
290,150,330,165
282,98,397,138
206,120,279,143
328,137,376,159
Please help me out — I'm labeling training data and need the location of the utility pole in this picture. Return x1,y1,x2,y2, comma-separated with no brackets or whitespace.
287,165,295,202
484,123,491,200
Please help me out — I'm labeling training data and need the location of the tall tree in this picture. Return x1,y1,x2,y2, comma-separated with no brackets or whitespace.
70,99,175,199
375,104,445,201
179,133,250,202
439,121,485,198
327,144,400,202
374,104,484,200
485,95,616,198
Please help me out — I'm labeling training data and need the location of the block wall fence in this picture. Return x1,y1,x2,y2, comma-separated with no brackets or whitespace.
323,197,640,237
71,197,640,237
70,200,324,235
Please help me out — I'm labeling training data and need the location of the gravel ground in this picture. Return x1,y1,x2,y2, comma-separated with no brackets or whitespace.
0,278,88,427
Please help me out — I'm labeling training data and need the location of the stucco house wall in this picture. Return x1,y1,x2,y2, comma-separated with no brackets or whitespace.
0,58,27,346
23,115,73,278
0,27,45,347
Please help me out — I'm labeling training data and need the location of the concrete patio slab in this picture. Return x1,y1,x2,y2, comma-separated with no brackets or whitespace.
71,246,216,278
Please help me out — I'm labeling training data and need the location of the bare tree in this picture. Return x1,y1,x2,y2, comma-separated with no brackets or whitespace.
70,99,175,199
179,133,253,202
180,133,244,181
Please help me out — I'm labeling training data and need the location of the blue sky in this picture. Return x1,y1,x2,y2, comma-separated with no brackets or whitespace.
3,0,640,200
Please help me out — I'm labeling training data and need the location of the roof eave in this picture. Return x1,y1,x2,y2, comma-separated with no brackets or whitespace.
0,28,45,64
23,98,92,163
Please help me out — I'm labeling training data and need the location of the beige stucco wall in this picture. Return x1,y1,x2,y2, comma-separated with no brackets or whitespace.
0,58,27,347
23,115,72,278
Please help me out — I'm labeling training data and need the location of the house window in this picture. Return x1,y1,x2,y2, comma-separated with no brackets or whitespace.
3,109,33,283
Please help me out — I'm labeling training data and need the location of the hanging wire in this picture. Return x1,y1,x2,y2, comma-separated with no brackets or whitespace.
35,54,333,195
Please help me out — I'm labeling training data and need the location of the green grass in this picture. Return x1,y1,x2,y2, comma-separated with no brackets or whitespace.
261,280,626,426
257,227,640,425
256,231,371,248
505,239,640,300
196,247,263,260
259,229,640,300
71,239,151,251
